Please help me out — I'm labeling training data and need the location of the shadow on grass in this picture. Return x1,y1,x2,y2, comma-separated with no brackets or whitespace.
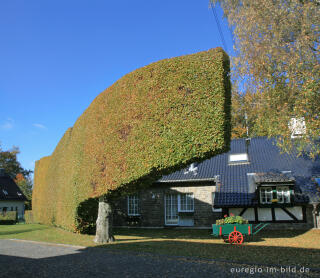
114,228,215,240
113,228,310,242
114,238,155,243
0,226,48,236
1,239,319,278
97,238,320,270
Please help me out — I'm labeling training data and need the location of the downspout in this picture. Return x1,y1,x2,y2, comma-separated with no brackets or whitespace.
312,203,319,229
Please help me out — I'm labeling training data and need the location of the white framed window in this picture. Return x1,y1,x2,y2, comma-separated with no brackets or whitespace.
212,192,222,212
277,186,291,204
165,193,194,226
165,194,179,225
178,193,194,212
260,187,273,204
127,195,139,216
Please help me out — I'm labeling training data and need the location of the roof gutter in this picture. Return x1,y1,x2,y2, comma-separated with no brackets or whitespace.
156,177,217,183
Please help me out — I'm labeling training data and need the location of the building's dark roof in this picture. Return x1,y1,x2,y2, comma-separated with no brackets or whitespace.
253,172,295,184
0,174,27,202
159,137,320,206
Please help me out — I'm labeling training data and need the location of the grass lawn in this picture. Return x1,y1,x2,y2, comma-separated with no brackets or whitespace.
1,224,320,269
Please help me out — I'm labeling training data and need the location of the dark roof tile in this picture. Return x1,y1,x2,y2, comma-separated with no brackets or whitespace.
0,175,28,201
159,137,320,206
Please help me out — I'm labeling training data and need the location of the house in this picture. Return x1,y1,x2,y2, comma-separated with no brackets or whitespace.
0,169,27,220
113,137,320,229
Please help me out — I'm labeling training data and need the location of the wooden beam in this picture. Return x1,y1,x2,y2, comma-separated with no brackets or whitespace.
282,207,298,221
254,207,258,222
271,208,275,221
239,208,247,216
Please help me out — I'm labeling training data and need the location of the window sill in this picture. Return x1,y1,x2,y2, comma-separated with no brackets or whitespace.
212,209,222,212
178,211,194,214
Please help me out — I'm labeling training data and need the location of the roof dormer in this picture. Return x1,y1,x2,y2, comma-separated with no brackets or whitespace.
228,153,249,165
254,173,295,206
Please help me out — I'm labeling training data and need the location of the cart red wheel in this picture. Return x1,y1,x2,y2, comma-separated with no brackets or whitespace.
228,231,244,244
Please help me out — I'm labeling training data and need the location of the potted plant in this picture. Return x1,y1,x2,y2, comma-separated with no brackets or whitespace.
215,213,249,225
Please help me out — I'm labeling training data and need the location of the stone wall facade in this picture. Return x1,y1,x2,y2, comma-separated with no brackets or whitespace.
113,183,222,228
113,184,317,229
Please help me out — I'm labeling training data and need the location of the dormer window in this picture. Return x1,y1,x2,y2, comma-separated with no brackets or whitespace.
260,186,291,204
2,190,8,196
277,186,291,203
260,187,273,204
17,192,22,196
228,153,249,165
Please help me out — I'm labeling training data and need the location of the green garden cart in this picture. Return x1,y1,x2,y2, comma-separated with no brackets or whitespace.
212,223,269,244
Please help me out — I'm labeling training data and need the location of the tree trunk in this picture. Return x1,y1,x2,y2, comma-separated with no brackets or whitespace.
94,196,115,243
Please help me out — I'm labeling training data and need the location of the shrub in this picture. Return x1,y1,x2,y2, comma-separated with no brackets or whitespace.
25,210,36,224
126,215,141,226
33,48,231,232
0,211,17,225
75,198,99,234
215,218,225,225
216,214,249,225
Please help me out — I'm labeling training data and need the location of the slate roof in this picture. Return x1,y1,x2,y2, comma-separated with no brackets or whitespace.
253,172,295,184
158,137,320,207
0,174,27,201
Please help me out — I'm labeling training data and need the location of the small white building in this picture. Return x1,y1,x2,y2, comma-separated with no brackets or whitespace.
0,169,27,220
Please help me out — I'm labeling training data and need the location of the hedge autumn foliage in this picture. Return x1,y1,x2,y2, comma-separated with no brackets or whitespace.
33,48,231,232
24,210,36,224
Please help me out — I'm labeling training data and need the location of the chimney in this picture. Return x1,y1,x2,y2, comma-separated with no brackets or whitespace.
244,112,251,157
244,112,249,138
288,117,306,138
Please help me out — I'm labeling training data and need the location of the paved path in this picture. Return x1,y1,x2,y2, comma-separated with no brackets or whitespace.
0,239,316,278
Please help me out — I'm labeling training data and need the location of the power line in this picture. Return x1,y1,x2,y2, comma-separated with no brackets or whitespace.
210,2,228,53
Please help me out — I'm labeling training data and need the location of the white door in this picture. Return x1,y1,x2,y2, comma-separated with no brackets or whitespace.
165,194,178,225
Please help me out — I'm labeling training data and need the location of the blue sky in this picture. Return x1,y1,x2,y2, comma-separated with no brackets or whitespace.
0,0,233,174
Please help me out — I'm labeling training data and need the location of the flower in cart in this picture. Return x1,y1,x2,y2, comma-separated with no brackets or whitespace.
230,213,234,216
224,214,228,218
216,215,249,225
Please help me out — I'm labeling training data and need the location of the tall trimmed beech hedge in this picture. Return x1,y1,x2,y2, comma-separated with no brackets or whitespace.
33,48,231,232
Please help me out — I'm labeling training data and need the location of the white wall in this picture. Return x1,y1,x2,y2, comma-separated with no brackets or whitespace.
275,207,303,221
0,201,25,220
169,185,216,206
229,208,256,221
230,206,304,222
242,208,256,221
258,208,272,221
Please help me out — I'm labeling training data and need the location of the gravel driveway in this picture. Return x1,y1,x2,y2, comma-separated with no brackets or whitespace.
0,239,317,278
